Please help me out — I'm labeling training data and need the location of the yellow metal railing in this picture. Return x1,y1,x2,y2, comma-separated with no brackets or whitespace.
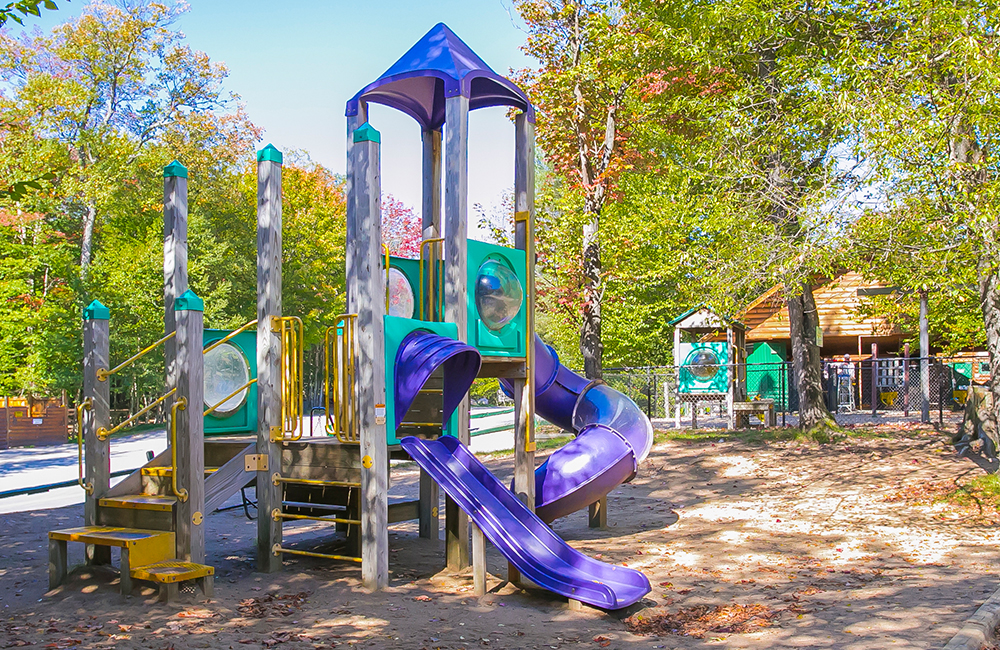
97,388,175,440
204,378,257,417
76,398,93,494
273,316,304,442
203,319,258,354
419,237,444,321
324,314,358,443
170,396,189,502
97,331,175,382
382,243,391,313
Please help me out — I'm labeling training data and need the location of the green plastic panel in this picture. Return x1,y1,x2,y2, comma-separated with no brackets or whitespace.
746,342,789,408
389,256,420,319
383,315,460,446
203,329,258,436
466,240,527,358
677,342,730,394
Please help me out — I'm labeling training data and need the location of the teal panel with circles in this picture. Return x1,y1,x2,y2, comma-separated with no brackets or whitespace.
203,329,258,436
677,342,730,394
466,240,527,358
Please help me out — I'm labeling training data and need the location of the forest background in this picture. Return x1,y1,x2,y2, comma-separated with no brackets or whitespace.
0,0,997,430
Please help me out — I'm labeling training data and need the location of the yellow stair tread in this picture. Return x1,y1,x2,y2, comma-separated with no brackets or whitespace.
141,467,218,476
130,560,214,583
48,526,173,547
99,495,177,511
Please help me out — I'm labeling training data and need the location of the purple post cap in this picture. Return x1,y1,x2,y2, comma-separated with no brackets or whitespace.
346,23,534,130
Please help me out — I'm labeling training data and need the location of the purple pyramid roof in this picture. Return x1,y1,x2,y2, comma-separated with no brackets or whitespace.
345,23,534,130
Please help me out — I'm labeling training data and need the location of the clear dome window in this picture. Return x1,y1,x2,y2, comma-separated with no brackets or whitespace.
387,267,415,319
685,348,721,380
475,259,523,331
204,342,250,416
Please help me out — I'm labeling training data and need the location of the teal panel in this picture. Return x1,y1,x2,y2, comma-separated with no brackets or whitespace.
389,256,420,320
677,342,729,394
466,240,527,358
949,362,972,388
383,315,460,446
203,329,258,436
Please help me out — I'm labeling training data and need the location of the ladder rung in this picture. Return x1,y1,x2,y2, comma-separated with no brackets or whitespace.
418,388,443,393
272,475,360,488
272,545,361,563
273,511,361,525
400,422,441,427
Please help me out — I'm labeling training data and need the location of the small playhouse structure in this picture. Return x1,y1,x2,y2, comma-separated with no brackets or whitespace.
50,24,653,610
670,305,775,428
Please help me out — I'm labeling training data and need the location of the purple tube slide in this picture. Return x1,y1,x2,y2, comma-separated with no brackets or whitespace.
502,336,654,522
400,435,651,609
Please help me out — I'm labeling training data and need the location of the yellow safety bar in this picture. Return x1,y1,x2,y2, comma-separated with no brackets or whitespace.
203,319,258,354
97,331,175,382
273,316,304,442
324,314,358,443
382,243,391,313
204,378,258,417
97,387,176,440
76,398,93,494
419,237,444,321
170,396,189,502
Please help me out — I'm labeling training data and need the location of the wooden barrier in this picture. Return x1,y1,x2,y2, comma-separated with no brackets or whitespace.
0,396,68,450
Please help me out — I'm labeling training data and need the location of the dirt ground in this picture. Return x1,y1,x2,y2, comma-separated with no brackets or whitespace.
3,424,999,649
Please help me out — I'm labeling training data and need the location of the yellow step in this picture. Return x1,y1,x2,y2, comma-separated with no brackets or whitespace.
141,467,218,477
48,526,175,567
99,495,177,511
131,560,214,584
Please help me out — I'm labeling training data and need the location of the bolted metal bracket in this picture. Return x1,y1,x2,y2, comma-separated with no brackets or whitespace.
192,511,203,526
245,454,268,472
271,508,282,522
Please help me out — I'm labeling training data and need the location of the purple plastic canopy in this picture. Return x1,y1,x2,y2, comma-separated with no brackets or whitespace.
394,330,481,431
346,23,534,130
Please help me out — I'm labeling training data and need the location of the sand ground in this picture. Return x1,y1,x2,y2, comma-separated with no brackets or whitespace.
2,424,998,649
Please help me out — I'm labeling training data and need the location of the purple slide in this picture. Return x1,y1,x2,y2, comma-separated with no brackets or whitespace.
502,335,654,522
400,435,651,609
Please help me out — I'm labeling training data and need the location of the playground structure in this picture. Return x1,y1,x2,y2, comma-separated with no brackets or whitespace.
48,24,652,609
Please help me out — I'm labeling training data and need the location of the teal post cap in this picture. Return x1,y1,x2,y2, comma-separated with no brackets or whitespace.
83,300,110,320
353,122,381,144
174,289,204,312
163,160,188,178
257,144,283,164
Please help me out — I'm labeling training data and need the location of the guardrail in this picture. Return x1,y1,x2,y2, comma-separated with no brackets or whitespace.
419,237,444,321
325,314,358,443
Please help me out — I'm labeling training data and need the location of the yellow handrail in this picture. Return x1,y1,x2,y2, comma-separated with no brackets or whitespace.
97,387,176,440
273,316,304,442
324,314,358,443
97,331,175,382
76,399,93,494
170,396,189,502
203,319,258,355
204,378,258,417
382,243,391,313
419,237,444,321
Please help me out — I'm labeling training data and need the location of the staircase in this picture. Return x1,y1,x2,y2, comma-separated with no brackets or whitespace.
48,439,254,600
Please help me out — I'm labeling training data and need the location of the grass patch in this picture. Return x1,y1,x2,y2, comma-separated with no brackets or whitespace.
948,474,1000,510
655,422,926,447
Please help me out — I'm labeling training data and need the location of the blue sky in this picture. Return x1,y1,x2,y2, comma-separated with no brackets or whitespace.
15,0,534,218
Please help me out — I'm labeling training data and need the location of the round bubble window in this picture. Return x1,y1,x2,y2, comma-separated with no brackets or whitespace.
684,348,721,380
387,267,415,318
204,342,250,416
475,259,523,331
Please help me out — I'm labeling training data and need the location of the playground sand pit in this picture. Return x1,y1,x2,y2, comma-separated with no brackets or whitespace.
3,424,1000,649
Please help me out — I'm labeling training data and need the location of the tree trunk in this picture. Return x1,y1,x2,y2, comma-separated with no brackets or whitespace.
80,202,97,279
581,208,602,379
787,283,835,429
977,258,1000,448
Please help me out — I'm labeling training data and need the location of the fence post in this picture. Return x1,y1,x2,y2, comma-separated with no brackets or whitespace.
903,343,910,417
174,289,205,564
920,291,931,423
83,300,111,565
871,343,878,416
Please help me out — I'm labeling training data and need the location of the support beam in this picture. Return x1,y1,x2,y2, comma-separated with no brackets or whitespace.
443,94,471,571
163,160,188,402
589,496,607,529
348,113,389,591
419,126,442,539
510,111,537,582
256,144,284,574
472,523,486,597
174,290,205,563
920,290,930,423
82,300,111,566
